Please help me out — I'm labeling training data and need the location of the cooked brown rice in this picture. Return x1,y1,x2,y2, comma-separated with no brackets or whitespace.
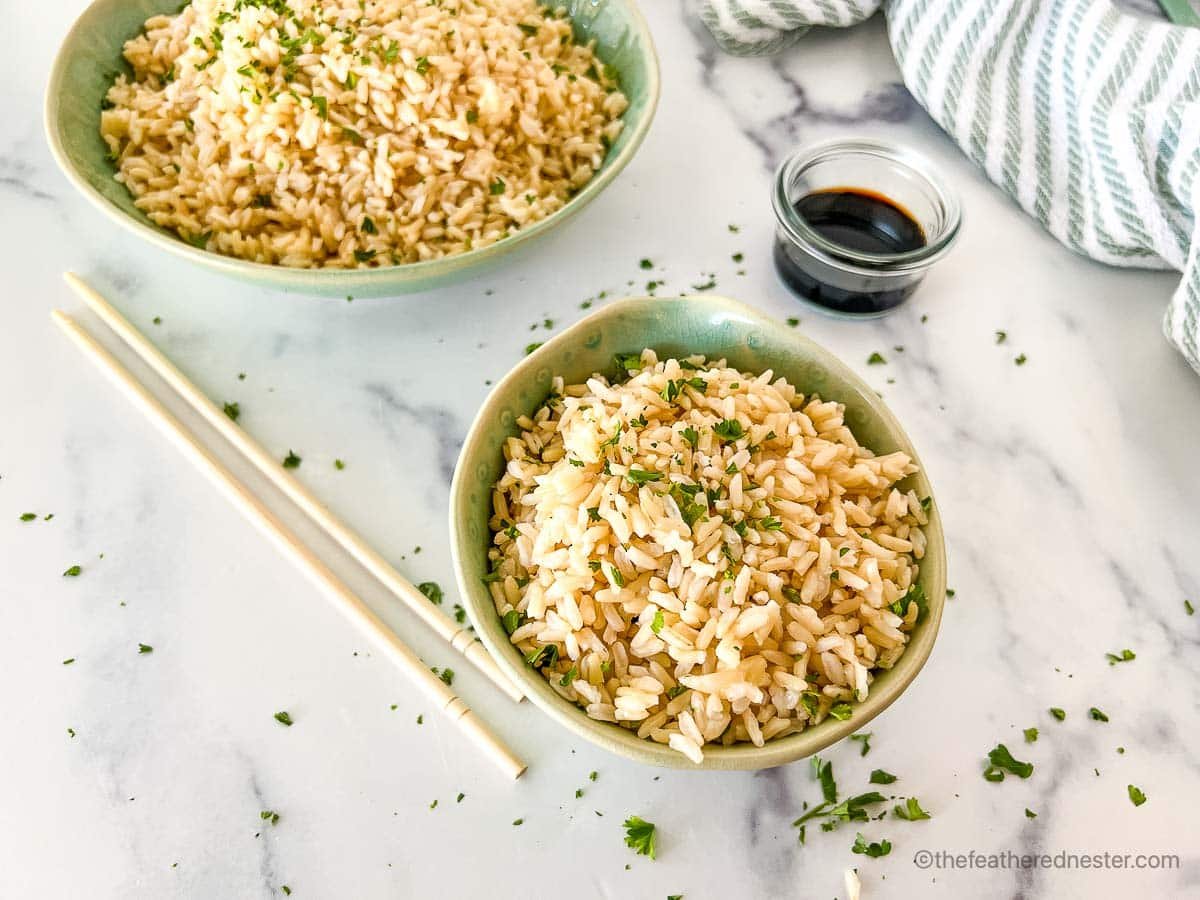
486,351,928,763
100,0,627,267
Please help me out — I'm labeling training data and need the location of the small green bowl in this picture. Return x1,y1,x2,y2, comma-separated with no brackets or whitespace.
450,295,946,770
44,0,659,297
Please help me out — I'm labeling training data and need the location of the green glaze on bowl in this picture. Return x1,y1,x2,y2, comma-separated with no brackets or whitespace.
450,295,946,770
44,0,659,297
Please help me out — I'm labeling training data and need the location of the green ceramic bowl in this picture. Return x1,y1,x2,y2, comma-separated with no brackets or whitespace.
44,0,659,297
450,295,946,770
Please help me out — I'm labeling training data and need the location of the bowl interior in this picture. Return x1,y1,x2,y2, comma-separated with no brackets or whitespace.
451,295,946,769
45,0,659,295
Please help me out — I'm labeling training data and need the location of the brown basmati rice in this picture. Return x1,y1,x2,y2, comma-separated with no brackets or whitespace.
487,351,927,763
100,0,627,267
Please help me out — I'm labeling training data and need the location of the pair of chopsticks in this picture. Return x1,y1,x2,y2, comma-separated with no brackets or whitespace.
53,273,526,780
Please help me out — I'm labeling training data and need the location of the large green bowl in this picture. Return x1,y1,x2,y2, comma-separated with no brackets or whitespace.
44,0,659,297
450,295,946,770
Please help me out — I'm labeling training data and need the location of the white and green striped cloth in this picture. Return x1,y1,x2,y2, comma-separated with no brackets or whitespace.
699,0,1200,373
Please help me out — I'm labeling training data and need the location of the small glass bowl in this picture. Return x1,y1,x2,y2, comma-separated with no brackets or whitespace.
771,139,962,318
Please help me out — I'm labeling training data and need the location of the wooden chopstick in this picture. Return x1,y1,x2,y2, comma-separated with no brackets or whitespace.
51,308,527,780
63,272,524,704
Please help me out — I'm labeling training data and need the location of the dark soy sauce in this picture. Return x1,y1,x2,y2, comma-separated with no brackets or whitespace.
775,188,927,315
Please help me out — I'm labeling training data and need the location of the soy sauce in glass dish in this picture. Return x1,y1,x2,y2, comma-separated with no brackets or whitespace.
772,140,961,318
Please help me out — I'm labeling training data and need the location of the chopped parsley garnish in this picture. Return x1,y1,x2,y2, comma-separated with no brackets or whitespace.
613,353,643,374
282,450,302,469
650,610,665,634
63,565,82,577
222,401,240,421
274,710,294,727
341,126,364,145
312,95,328,119
1049,707,1066,721
490,178,506,195
1105,649,1135,665
626,468,663,485
712,419,744,441
665,685,687,699
851,833,891,857
466,109,479,124
983,743,1033,781
1127,784,1147,807
360,216,376,234
525,644,559,669
1089,707,1109,722
415,56,430,74
758,516,783,531
587,506,602,522
622,816,657,858
828,702,853,721
893,797,931,820
812,756,837,803
849,733,872,756
680,426,699,448
559,666,578,686
1023,727,1038,743
867,352,886,365
517,22,539,35
501,609,524,634
138,643,153,654
868,769,896,785
354,249,377,262
453,604,466,624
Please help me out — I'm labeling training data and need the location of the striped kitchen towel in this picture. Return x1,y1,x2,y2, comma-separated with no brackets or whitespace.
698,0,1200,374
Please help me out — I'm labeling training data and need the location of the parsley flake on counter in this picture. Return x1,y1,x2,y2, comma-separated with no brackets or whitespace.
639,258,653,269
1089,707,1109,722
418,582,443,605
1015,353,1028,365
67,727,76,738
1186,600,1195,616
728,223,740,233
62,657,76,665
812,756,837,803
138,643,153,654
786,317,799,327
429,799,438,810
524,342,543,355
868,769,896,785
512,817,524,826
1127,784,1146,807
983,744,1033,781
1024,727,1038,743
589,770,598,782
849,733,872,756
416,714,423,725
623,816,657,858
1105,649,1135,665
995,330,1007,344
893,797,931,821
223,402,240,422
852,833,891,858
153,316,163,325
432,667,455,686
1049,707,1066,721
63,565,82,577
1025,808,1037,819
867,352,886,365
282,450,302,469
457,793,465,803
281,888,291,896
260,810,280,825
19,512,36,521
334,459,345,470
691,276,717,291
274,710,294,727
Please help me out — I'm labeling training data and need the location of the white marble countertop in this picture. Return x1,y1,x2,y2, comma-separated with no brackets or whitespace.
4,2,1200,898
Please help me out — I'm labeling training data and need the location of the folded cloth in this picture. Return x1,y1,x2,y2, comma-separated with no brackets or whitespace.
699,0,1200,374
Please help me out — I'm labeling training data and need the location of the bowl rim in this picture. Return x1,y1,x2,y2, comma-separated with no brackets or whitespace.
42,0,661,290
449,294,946,770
